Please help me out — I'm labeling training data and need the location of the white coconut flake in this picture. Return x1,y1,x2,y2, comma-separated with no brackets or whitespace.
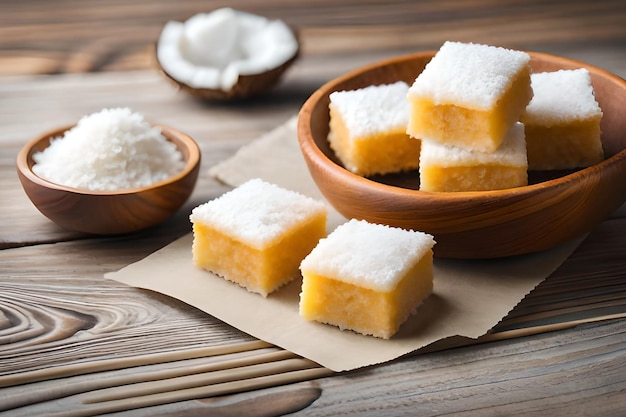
158,22,196,83
32,108,185,192
156,8,298,91
329,81,410,139
189,178,327,250
179,8,243,68
300,219,436,292
522,68,602,125
408,41,531,109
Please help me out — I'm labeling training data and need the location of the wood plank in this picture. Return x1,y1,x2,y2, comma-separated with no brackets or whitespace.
1,208,625,416
304,319,626,417
1,187,625,414
1,0,624,75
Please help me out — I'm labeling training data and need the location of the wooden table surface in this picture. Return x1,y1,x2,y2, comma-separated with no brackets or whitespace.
2,1,626,416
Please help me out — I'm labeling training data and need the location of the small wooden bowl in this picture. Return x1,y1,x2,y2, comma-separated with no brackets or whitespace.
298,51,626,259
16,124,201,235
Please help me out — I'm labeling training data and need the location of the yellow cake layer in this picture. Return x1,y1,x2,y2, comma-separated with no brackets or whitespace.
520,69,603,170
525,117,603,171
329,104,420,177
300,251,433,339
407,65,532,152
328,106,420,176
192,213,326,297
420,165,527,192
418,122,527,192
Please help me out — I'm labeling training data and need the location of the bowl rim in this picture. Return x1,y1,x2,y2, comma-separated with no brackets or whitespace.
298,50,626,203
16,123,201,196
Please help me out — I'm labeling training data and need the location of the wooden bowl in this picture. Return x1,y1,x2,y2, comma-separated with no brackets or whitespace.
298,51,626,259
16,124,201,235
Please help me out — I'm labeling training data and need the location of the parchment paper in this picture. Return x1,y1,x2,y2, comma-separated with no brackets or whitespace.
107,116,582,372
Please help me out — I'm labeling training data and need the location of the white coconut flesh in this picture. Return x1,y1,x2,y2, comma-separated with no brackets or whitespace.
157,8,298,92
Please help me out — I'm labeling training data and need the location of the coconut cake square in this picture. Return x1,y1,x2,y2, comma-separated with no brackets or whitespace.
328,81,420,176
520,68,604,170
407,41,533,152
299,219,435,339
190,178,327,297
419,122,528,192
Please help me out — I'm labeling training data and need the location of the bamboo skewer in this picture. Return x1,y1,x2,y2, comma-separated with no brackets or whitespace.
49,367,334,417
84,354,317,403
0,347,314,412
0,340,273,389
84,357,327,405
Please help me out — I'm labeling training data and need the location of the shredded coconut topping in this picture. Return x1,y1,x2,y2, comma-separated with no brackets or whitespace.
329,81,409,139
190,178,327,250
522,69,602,126
300,219,435,292
32,108,185,192
409,41,531,109
420,122,527,167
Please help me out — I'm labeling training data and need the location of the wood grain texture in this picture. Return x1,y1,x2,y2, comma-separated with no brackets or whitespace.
304,319,626,417
2,213,626,416
1,0,625,77
1,0,626,415
0,213,626,415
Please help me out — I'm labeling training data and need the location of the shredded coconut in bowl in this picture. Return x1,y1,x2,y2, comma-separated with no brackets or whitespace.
32,108,186,192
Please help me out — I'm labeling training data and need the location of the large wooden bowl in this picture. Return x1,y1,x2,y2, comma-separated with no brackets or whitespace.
298,51,626,259
17,124,201,235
